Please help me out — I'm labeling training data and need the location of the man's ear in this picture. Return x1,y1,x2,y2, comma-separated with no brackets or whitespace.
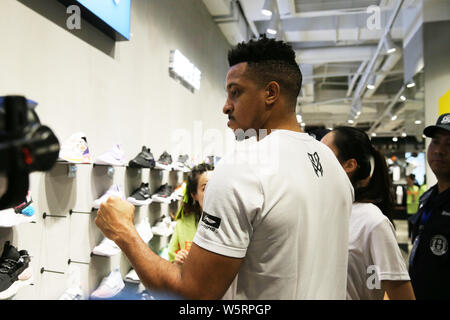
264,81,280,106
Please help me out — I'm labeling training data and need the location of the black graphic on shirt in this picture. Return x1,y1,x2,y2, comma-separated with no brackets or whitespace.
308,152,323,177
201,212,221,229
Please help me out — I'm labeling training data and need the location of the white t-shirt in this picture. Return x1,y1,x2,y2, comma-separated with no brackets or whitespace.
193,130,354,300
347,202,410,300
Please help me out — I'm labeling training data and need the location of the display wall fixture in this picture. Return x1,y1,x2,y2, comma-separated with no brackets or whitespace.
169,50,202,93
58,0,131,41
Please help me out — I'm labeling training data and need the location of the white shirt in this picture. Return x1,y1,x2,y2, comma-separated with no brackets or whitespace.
347,203,410,300
193,130,354,299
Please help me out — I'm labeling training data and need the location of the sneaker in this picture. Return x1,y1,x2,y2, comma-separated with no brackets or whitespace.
136,217,153,243
93,184,125,209
151,184,174,204
59,286,85,300
90,267,125,300
58,132,92,164
0,191,36,228
92,238,121,257
172,155,190,172
59,265,85,300
128,146,155,169
124,269,140,284
95,144,127,166
127,183,152,206
172,182,186,201
155,151,173,170
0,242,31,300
151,217,174,237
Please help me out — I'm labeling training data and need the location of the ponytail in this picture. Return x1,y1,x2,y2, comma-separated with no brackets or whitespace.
332,127,395,222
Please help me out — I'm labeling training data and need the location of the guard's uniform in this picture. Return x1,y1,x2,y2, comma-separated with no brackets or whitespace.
409,185,450,299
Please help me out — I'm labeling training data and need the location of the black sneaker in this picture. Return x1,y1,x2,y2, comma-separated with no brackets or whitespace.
128,146,155,169
151,184,174,203
127,183,152,206
0,242,31,299
155,151,173,170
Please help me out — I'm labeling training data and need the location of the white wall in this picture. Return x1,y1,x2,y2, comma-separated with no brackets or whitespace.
0,0,232,299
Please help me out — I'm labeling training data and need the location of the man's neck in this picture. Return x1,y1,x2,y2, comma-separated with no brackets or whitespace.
437,179,450,193
257,114,303,141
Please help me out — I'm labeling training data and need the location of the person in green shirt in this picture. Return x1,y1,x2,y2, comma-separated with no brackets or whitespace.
168,163,214,266
406,174,419,238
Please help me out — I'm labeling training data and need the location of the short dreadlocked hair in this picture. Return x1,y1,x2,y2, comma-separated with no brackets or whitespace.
228,35,302,108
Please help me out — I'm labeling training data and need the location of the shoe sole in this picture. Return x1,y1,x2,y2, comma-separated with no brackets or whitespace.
0,276,33,300
154,163,172,171
127,197,152,206
95,158,126,166
151,196,173,204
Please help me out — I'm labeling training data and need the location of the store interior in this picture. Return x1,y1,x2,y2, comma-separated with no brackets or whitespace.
0,0,449,300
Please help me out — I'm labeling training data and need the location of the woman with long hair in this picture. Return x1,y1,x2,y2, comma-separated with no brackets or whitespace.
321,126,415,300
168,163,214,266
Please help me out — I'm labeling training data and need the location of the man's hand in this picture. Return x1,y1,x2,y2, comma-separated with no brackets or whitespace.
95,197,136,244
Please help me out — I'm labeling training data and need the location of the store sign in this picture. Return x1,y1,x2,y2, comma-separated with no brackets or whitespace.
169,50,202,91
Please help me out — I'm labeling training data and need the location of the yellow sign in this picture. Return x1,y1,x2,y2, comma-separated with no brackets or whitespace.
439,90,450,115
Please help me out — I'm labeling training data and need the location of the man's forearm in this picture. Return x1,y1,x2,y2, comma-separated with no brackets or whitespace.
115,228,184,297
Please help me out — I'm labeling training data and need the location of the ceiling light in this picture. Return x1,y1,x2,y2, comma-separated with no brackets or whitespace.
392,137,398,142
367,75,376,90
301,122,306,127
371,133,377,137
348,119,354,124
262,0,275,16
296,115,302,123
400,95,407,101
266,9,280,35
391,115,398,121
406,81,416,88
384,34,397,54
415,120,422,124
402,132,407,137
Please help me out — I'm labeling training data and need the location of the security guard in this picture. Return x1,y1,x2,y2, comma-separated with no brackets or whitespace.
409,113,450,299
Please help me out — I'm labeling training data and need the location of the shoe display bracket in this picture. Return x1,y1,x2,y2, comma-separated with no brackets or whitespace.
68,164,77,178
67,259,90,266
69,209,93,215
93,164,115,178
42,212,68,219
40,267,65,275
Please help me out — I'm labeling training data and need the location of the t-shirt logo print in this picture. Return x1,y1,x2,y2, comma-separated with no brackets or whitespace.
201,212,221,229
308,152,323,177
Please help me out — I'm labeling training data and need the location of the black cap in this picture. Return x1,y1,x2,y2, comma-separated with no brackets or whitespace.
423,113,450,137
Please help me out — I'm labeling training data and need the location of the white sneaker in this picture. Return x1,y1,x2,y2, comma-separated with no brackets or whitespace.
124,269,140,284
90,267,125,299
59,286,85,300
95,144,127,166
151,217,174,237
136,217,153,243
92,238,121,257
58,132,92,164
59,265,85,300
93,184,125,209
0,208,36,228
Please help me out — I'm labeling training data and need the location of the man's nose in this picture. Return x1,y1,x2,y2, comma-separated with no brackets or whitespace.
223,101,233,115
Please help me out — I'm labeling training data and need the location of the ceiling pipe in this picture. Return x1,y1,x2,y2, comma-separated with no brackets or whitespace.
363,49,402,99
368,84,406,136
346,60,368,97
350,0,405,120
